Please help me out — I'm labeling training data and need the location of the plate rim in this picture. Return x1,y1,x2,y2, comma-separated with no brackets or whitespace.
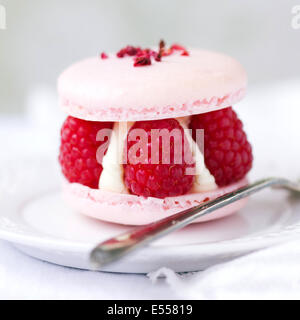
1,157,300,266
1,204,300,256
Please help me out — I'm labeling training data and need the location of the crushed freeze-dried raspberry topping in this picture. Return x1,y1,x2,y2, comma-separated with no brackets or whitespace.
134,55,152,67
100,41,190,67
100,52,108,59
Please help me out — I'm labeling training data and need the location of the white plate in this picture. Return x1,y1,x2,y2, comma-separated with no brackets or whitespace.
0,157,300,273
2,81,300,273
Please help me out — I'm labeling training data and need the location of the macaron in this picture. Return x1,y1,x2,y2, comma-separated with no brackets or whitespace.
58,43,252,226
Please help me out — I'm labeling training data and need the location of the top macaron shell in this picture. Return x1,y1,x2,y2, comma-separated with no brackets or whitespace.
58,49,247,121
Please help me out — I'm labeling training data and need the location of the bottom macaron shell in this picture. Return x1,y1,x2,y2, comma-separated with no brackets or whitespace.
63,178,248,226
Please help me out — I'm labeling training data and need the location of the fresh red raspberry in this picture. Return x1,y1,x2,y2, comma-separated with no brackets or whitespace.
59,116,113,189
190,107,253,187
124,119,195,199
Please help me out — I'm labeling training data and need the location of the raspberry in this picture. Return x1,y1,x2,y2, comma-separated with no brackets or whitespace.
59,116,113,189
124,119,195,199
189,107,253,187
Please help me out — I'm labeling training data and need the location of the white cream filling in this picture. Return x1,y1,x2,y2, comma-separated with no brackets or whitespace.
99,117,217,194
99,122,134,193
176,117,217,192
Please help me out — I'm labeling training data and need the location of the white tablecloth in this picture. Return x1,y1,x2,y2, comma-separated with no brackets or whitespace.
0,241,178,300
1,80,300,300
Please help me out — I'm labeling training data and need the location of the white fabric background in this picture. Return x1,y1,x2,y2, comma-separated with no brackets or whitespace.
0,80,300,300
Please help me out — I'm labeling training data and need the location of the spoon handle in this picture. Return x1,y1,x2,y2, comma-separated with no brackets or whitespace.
90,177,299,269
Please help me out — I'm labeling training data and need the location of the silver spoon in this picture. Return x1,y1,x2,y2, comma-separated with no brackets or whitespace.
90,177,300,269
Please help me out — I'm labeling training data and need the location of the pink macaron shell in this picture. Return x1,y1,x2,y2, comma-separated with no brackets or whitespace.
58,49,247,121
63,178,248,226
